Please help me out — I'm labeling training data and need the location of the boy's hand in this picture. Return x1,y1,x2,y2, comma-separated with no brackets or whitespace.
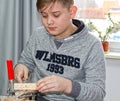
36,75,72,94
14,64,29,83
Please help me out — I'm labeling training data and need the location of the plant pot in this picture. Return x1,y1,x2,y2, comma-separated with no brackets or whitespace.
102,41,109,53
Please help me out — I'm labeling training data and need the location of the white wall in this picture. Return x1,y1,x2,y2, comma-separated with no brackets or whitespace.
104,58,120,101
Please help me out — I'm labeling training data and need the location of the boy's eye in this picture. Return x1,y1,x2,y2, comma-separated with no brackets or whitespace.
53,12,61,17
42,15,47,18
54,14,60,17
41,13,48,18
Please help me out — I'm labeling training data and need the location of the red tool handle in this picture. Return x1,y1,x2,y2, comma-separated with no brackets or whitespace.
6,60,14,80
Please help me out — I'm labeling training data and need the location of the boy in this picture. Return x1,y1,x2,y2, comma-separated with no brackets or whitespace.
14,0,106,101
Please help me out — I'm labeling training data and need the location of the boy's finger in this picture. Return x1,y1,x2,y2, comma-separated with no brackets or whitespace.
24,70,29,80
17,76,23,83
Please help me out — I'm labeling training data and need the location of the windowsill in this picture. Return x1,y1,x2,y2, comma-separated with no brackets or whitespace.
105,52,120,59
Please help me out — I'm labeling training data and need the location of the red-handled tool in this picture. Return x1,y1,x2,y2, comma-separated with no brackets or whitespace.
6,60,14,80
6,59,15,96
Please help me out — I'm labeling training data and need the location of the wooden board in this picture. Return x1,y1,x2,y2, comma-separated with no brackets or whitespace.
14,83,37,90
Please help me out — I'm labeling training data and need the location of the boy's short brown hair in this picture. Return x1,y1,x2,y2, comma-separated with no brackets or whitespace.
36,0,74,11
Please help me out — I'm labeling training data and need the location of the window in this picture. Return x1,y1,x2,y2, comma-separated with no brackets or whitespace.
75,0,120,53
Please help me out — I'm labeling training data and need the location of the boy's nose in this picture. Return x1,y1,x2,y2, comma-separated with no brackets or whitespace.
47,17,54,25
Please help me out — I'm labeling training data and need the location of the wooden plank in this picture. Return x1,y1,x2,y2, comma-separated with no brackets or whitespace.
14,83,37,90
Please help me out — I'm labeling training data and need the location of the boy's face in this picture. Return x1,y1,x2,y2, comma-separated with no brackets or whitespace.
40,2,76,39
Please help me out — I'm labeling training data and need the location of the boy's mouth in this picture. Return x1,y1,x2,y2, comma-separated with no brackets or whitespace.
48,27,56,31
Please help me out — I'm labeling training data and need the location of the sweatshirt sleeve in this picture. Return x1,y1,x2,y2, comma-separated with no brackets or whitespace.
74,41,106,101
17,32,36,72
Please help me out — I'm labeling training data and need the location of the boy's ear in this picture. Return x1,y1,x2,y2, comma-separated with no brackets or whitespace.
70,6,77,18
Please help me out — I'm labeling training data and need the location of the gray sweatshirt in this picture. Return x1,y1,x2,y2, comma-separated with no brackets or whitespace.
18,20,106,101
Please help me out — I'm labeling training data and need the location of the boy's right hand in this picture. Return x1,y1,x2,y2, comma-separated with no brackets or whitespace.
14,64,29,83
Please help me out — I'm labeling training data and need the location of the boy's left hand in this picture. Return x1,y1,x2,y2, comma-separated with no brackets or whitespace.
36,75,72,94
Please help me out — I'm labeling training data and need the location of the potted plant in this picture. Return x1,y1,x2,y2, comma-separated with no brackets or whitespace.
88,13,120,53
